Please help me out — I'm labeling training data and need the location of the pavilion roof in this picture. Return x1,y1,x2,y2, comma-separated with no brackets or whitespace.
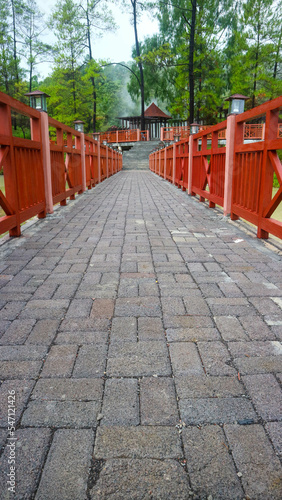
144,103,171,119
118,102,171,121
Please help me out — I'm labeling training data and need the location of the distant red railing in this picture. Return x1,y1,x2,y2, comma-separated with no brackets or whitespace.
161,123,281,142
151,96,282,240
49,117,83,206
191,121,227,208
100,129,149,143
0,91,122,237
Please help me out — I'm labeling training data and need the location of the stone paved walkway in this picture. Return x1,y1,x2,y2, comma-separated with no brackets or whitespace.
0,170,282,500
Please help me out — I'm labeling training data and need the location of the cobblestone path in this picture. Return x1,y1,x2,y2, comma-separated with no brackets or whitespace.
0,170,282,499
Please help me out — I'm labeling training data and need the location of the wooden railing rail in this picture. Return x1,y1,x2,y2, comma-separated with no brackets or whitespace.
231,96,282,239
0,92,45,236
190,121,227,208
0,91,122,237
151,96,282,240
161,122,281,142
100,128,149,143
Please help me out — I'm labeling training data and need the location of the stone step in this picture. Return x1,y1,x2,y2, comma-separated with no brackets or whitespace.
122,141,164,170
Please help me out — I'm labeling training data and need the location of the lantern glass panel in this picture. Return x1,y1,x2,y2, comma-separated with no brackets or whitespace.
230,99,244,114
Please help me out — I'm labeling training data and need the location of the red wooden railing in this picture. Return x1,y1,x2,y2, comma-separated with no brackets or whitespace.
231,98,282,239
161,123,282,142
0,91,122,237
49,117,83,206
191,121,227,208
150,97,282,240
0,92,45,236
100,129,149,143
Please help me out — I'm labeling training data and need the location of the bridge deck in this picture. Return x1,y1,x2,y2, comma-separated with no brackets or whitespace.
0,170,282,499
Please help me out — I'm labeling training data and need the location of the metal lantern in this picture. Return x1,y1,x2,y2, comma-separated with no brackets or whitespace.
73,120,84,132
174,133,181,142
93,132,100,141
190,123,200,135
25,90,50,112
225,94,249,115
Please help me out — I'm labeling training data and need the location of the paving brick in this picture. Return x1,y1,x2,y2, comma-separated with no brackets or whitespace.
228,340,282,358
20,299,69,319
140,377,178,425
102,379,139,426
59,317,110,331
266,422,282,457
35,429,93,499
169,342,204,376
41,345,77,378
0,301,26,320
0,379,34,427
73,344,107,377
65,299,93,318
249,296,282,319
239,315,275,340
207,297,254,316
90,298,115,318
161,297,186,316
94,426,182,459
175,375,245,399
21,400,99,427
0,319,36,345
164,315,214,329
197,341,236,376
138,317,164,341
115,297,161,317
0,345,47,361
0,428,51,500
182,425,243,499
180,397,256,424
0,361,42,379
183,295,211,315
234,355,282,375
55,330,108,344
26,319,60,345
166,327,220,342
31,378,103,401
107,341,171,377
110,317,137,342
243,374,282,421
214,315,249,341
224,424,282,499
89,459,191,499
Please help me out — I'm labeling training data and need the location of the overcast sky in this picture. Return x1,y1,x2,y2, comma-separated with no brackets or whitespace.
36,0,159,77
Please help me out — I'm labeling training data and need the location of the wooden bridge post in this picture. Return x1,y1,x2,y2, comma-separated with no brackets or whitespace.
223,114,236,216
80,133,87,192
40,111,54,214
172,143,176,185
188,134,194,194
98,142,101,183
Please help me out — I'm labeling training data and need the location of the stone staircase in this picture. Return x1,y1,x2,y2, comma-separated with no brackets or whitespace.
122,140,163,170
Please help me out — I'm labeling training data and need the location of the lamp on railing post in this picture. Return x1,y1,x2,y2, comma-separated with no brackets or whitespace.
25,90,50,112
25,90,53,214
225,94,249,115
93,132,100,142
190,123,200,135
73,120,84,132
174,133,181,142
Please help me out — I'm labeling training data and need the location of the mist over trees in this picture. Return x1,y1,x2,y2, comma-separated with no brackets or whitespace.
0,0,281,132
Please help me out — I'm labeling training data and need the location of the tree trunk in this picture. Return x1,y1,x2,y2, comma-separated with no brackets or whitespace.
132,0,145,131
86,2,96,132
189,0,197,124
11,0,19,83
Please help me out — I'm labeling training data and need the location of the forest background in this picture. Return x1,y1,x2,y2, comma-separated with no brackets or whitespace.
0,0,282,136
